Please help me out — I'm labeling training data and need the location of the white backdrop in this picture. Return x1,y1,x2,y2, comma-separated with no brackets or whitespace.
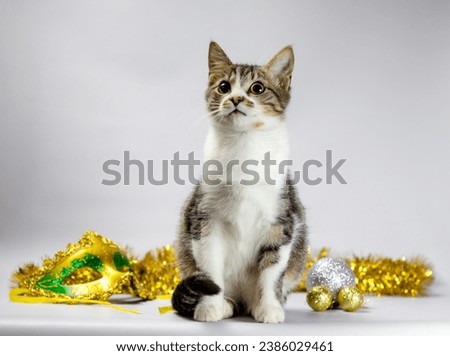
1,0,449,298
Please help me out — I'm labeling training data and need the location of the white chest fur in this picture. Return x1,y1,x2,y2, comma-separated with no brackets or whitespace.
200,122,290,297
202,122,289,230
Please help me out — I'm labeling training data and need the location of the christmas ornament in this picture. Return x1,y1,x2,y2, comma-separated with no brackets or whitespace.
306,257,355,299
306,286,333,311
337,286,364,312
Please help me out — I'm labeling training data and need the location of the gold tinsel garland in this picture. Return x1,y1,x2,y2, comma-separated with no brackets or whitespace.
296,248,434,297
128,246,181,300
10,231,434,311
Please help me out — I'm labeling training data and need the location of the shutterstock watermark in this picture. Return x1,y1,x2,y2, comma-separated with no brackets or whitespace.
101,150,348,186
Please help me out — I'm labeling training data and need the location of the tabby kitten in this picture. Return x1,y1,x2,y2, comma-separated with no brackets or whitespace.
172,42,308,323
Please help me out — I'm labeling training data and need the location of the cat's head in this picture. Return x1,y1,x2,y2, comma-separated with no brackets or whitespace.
205,41,294,131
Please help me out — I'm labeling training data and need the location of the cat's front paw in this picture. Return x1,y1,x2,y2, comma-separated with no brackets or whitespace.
194,296,227,322
252,302,285,323
223,299,234,319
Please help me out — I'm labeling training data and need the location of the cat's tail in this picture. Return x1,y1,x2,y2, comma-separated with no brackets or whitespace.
171,272,221,317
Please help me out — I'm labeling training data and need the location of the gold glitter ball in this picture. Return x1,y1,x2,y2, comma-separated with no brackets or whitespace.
306,286,333,311
337,286,364,312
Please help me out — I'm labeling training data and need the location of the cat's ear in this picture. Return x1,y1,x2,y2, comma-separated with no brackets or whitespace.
209,41,232,71
264,46,294,91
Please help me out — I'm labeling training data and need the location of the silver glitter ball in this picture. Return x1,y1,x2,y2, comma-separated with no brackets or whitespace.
306,257,356,299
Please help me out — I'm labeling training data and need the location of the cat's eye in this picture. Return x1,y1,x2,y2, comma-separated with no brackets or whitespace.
250,82,265,95
218,81,231,94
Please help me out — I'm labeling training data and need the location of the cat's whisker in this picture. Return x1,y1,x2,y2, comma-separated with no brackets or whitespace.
174,106,208,123
183,109,222,134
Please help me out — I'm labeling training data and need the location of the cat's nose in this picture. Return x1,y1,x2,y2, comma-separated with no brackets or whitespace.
230,96,244,107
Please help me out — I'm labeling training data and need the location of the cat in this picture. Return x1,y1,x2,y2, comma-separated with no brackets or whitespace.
171,42,308,323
